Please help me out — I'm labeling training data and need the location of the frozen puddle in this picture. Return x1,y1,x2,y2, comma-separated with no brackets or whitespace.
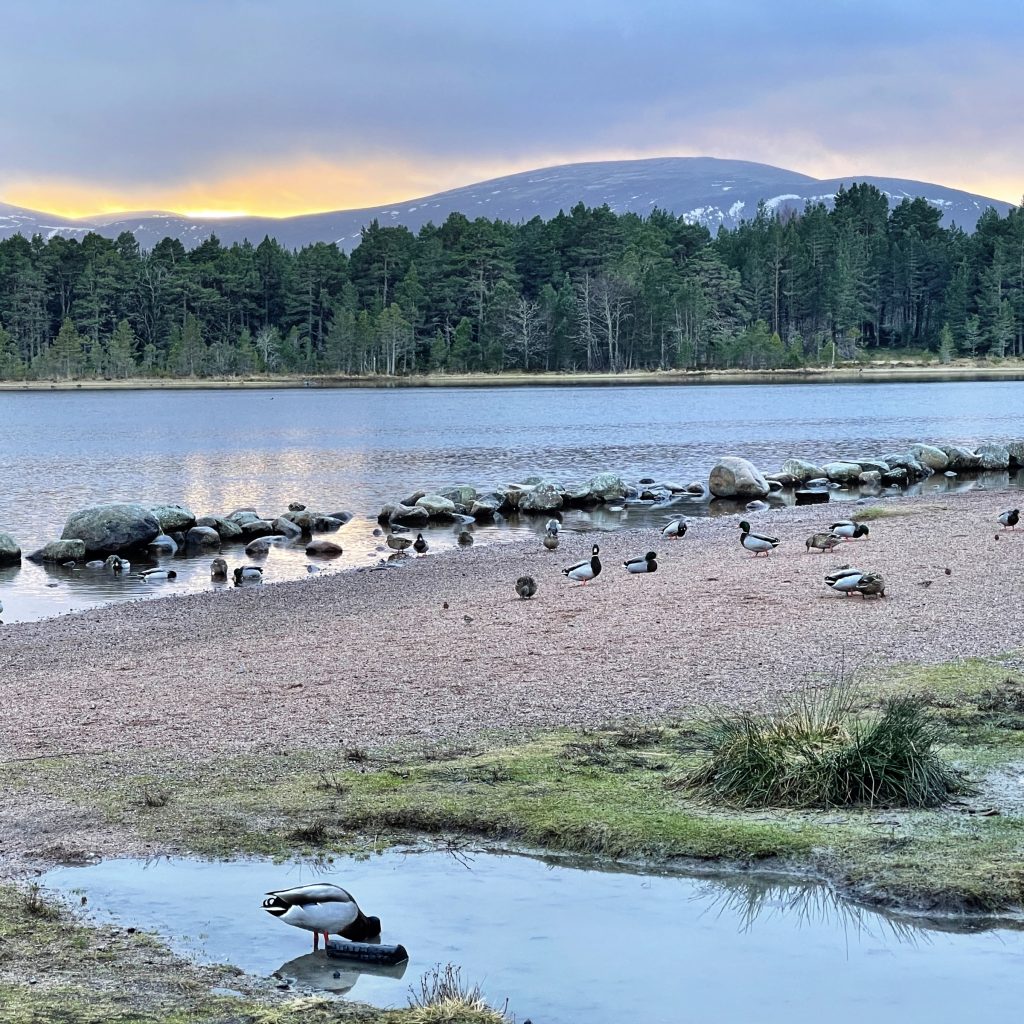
43,849,1023,1023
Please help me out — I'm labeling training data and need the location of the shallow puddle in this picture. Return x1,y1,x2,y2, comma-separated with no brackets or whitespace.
43,849,1022,1023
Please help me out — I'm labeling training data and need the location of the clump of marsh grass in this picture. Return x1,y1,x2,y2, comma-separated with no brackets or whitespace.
684,680,967,809
408,964,506,1023
23,882,59,920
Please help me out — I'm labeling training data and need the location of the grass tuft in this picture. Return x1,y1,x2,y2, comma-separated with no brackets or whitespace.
140,786,170,808
408,964,506,1022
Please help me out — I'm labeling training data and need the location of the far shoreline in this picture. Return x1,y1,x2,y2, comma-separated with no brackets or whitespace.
3,360,1024,392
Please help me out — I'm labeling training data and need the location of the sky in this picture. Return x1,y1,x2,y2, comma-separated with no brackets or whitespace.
1,0,1021,218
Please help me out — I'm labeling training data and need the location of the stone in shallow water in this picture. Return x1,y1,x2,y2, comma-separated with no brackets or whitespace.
62,502,161,555
709,457,769,499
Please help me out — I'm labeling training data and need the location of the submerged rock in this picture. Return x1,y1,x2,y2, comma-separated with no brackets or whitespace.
709,457,770,499
28,539,86,563
62,503,161,555
185,526,222,548
306,539,344,557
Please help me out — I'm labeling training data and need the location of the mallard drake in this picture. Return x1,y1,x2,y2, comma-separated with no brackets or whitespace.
210,557,228,581
830,521,869,540
386,534,412,551
263,883,381,953
855,572,886,598
562,544,601,584
543,533,559,551
998,508,1020,530
624,551,658,574
413,533,428,554
739,521,779,557
825,566,865,596
515,575,537,599
545,519,561,537
139,567,176,580
806,532,841,553
457,530,474,547
233,565,264,584
661,518,687,540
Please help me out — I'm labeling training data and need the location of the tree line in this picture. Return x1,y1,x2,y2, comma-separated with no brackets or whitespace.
1,182,1022,381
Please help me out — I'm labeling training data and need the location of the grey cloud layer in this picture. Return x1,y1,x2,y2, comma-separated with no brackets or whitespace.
1,0,1021,185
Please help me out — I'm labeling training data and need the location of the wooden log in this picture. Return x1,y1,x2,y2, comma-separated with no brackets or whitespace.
325,939,409,965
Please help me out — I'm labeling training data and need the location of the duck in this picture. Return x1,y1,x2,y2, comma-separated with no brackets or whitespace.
139,567,177,581
457,530,474,547
998,508,1020,530
515,575,537,599
413,533,428,554
562,544,602,585
306,564,321,574
104,554,130,573
739,521,779,557
263,883,381,953
233,565,264,585
210,557,228,581
825,566,865,596
624,551,658,574
830,520,869,540
542,533,559,551
855,572,886,598
661,518,687,540
545,519,561,537
805,532,841,553
149,534,178,555
386,534,412,552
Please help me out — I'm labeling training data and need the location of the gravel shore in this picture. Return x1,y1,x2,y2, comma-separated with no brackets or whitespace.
1,489,1021,758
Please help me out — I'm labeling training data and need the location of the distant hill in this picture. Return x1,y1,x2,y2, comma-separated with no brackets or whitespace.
0,157,1014,251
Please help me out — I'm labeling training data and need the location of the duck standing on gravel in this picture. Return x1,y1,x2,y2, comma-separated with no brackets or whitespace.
543,532,559,552
562,544,602,585
831,520,869,540
263,884,381,953
233,565,264,585
998,508,1020,531
624,551,658,574
825,566,865,596
739,521,779,557
661,518,687,540
805,532,841,553
413,533,428,554
515,575,537,599
855,572,886,598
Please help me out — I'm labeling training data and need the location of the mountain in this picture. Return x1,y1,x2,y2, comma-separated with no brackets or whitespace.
0,158,1014,251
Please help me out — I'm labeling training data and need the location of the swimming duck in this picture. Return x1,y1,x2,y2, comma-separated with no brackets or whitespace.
855,572,886,598
624,551,658,574
830,521,869,540
139,567,177,580
545,519,561,537
515,575,537,599
210,557,228,581
263,883,381,953
386,534,412,552
739,521,779,557
562,544,602,585
661,518,687,540
998,508,1019,530
233,565,264,584
805,532,841,553
413,533,428,554
457,530,474,547
543,533,559,551
825,566,865,596
104,554,130,573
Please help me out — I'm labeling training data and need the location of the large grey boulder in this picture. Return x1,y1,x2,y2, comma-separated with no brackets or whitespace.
244,536,276,556
415,494,457,519
439,485,478,507
228,509,262,527
823,461,863,484
940,444,981,471
1007,440,1024,468
149,503,196,532
855,459,890,475
273,516,303,540
908,444,949,471
378,502,429,526
881,451,930,479
709,457,770,499
780,458,826,483
859,470,882,486
239,518,276,539
196,515,243,540
976,443,1010,470
310,515,344,533
28,539,86,563
519,482,565,513
62,503,161,555
586,472,627,501
0,532,21,566
470,493,505,519
185,526,222,548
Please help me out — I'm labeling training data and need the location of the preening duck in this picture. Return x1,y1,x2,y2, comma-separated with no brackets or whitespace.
413,533,428,554
998,508,1020,530
210,557,228,581
233,565,264,584
855,572,886,598
263,883,381,953
515,575,537,599
139,567,176,580
830,521,869,540
545,519,561,537
805,532,841,553
661,518,687,540
104,554,130,573
825,566,865,596
624,551,658,574
739,521,779,557
562,544,601,584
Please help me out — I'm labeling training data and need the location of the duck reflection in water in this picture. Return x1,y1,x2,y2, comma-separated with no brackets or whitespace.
274,953,408,995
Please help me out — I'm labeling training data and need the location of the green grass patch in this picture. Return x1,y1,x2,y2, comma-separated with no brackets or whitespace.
848,505,923,521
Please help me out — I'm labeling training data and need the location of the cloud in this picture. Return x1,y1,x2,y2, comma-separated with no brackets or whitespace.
1,0,1021,213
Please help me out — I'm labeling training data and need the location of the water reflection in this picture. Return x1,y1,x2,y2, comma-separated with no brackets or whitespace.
274,952,407,996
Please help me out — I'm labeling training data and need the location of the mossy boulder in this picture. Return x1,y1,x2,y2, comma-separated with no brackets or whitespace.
28,539,87,563
61,503,161,555
149,503,196,532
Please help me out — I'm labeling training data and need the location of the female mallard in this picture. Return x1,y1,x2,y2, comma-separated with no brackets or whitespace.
855,572,886,598
805,532,840,553
413,533,428,554
830,520,869,540
263,883,381,952
233,565,264,584
998,508,1020,530
661,518,687,540
139,567,176,581
825,566,865,596
210,557,228,581
624,551,658,574
457,529,474,547
386,534,412,551
542,532,559,551
562,544,601,584
515,575,537,599
739,521,779,557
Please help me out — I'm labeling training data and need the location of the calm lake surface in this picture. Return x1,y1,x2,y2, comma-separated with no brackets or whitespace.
2,380,1023,622
43,849,1024,1024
